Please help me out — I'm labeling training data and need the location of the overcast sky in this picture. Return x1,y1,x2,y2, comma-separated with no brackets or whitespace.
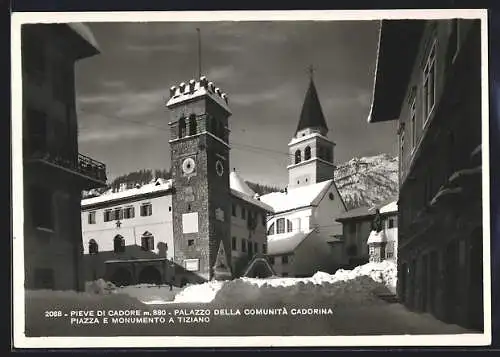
75,21,397,187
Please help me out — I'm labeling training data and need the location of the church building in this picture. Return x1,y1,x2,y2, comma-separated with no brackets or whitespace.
259,74,348,277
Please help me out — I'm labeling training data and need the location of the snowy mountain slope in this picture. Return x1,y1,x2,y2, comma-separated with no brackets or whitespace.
334,154,398,210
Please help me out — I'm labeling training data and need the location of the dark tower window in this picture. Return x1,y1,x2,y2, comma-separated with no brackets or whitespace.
304,146,311,160
189,114,197,136
113,235,125,253
295,150,301,164
88,239,99,255
178,116,186,138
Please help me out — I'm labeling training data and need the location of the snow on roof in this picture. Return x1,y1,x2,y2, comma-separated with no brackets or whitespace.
259,180,333,213
379,200,398,214
267,230,314,256
81,179,173,207
166,76,231,114
230,189,274,212
67,23,100,51
229,170,256,197
367,230,387,244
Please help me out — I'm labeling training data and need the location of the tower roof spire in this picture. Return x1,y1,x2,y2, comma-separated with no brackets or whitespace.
295,66,328,135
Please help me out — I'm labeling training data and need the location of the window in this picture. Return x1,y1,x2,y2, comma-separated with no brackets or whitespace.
113,207,123,220
267,223,275,235
26,109,47,155
423,38,437,126
328,192,334,201
287,219,293,233
248,240,254,256
242,239,247,253
30,185,53,230
88,239,99,255
263,243,267,254
276,218,286,234
388,218,395,229
141,232,154,251
34,268,54,289
232,204,237,217
104,209,112,222
188,239,195,247
369,245,375,257
282,255,289,264
410,94,417,151
23,37,46,84
241,207,246,219
304,146,311,160
349,222,356,235
124,206,135,219
169,206,172,212
140,203,152,216
189,114,197,135
113,235,125,253
386,251,394,259
178,116,186,138
254,242,258,254
295,150,301,164
232,237,237,251
269,256,274,264
87,211,96,225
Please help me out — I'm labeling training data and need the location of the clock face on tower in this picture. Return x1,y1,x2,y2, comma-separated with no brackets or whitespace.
182,157,196,175
216,160,224,177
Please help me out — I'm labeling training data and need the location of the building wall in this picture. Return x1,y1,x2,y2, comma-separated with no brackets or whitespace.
288,134,335,189
230,196,268,276
22,24,100,291
394,19,483,330
81,194,174,258
341,218,372,265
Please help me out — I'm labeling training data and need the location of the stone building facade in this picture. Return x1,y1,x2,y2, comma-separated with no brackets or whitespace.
369,19,483,331
22,24,107,291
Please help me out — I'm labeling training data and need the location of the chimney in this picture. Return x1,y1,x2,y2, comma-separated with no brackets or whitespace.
169,86,177,97
179,82,186,93
208,82,215,92
221,93,228,104
200,76,208,88
215,87,221,96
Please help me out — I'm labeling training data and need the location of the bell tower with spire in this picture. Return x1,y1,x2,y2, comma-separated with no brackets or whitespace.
287,67,336,189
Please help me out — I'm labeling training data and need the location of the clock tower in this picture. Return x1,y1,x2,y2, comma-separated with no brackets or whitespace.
166,76,232,281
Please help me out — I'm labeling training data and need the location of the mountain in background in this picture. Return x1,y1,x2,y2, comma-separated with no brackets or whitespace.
334,153,399,210
83,153,399,210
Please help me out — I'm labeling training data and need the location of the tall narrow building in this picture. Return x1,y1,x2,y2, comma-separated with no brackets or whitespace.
22,24,107,291
167,77,234,281
288,75,336,189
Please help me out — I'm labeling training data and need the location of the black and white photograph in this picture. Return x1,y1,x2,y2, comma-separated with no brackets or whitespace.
11,9,491,348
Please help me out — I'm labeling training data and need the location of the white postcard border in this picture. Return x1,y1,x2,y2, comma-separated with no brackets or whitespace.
11,8,492,348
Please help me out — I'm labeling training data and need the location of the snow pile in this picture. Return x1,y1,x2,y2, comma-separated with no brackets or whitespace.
240,260,396,290
172,280,225,303
85,279,117,295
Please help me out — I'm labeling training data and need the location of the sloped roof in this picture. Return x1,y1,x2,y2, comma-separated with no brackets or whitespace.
230,189,274,212
267,230,314,256
296,78,328,134
67,23,100,52
229,170,256,197
81,179,174,207
259,179,333,213
336,205,372,221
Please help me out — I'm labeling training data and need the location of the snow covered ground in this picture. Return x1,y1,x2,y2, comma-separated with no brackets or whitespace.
24,261,473,337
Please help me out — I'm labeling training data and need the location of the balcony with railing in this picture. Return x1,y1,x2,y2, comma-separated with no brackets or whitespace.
25,146,107,189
